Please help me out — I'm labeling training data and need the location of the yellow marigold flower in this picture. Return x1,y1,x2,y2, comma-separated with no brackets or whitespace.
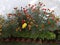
22,23,27,29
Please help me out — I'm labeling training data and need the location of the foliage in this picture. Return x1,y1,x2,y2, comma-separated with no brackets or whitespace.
0,2,60,40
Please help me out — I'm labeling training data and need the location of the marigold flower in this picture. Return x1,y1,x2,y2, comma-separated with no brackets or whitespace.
22,23,27,29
